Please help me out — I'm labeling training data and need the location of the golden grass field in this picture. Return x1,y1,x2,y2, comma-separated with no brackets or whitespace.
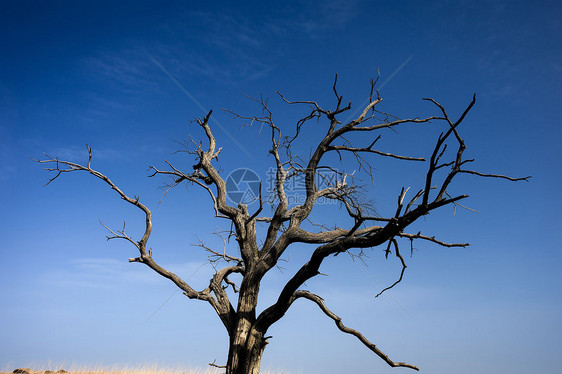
1,365,224,374
1,364,290,374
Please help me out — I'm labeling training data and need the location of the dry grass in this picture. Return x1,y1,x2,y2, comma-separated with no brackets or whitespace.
0,363,290,374
1,364,223,374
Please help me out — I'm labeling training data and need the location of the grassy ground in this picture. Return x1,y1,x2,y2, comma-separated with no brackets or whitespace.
1,364,290,374
1,364,226,374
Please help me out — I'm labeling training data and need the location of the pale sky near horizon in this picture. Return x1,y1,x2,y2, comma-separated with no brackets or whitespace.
1,1,561,373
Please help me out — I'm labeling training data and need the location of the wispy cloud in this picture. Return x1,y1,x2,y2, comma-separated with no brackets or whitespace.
44,257,211,290
83,48,160,93
66,2,364,126
43,144,128,163
152,15,274,85
287,0,362,37
77,47,166,122
152,1,362,85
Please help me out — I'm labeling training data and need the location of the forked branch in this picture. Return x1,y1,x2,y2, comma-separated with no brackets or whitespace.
33,146,237,332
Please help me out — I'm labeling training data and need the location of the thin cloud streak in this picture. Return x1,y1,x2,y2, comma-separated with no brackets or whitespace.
342,53,417,126
149,55,255,160
349,253,416,321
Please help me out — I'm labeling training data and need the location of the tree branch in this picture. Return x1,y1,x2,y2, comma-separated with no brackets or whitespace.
34,146,236,332
294,290,419,370
376,239,407,298
459,170,531,181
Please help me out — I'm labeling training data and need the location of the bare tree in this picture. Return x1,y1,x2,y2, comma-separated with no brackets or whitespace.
35,76,529,373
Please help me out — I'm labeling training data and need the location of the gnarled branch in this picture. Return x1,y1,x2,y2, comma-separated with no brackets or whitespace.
294,290,419,371
34,146,236,331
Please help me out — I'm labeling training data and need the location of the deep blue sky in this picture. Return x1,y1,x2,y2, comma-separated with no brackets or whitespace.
1,1,560,373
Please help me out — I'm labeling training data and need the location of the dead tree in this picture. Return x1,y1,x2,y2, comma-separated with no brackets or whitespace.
35,76,529,373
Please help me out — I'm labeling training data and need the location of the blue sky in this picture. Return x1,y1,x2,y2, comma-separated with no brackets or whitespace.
1,1,561,373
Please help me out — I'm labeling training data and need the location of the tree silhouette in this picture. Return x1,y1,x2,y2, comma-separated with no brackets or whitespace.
35,76,529,373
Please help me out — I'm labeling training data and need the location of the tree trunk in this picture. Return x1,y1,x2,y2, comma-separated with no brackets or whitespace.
226,320,267,374
226,272,267,374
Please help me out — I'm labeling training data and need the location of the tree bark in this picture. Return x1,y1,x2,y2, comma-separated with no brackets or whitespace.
225,272,267,374
226,322,267,374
